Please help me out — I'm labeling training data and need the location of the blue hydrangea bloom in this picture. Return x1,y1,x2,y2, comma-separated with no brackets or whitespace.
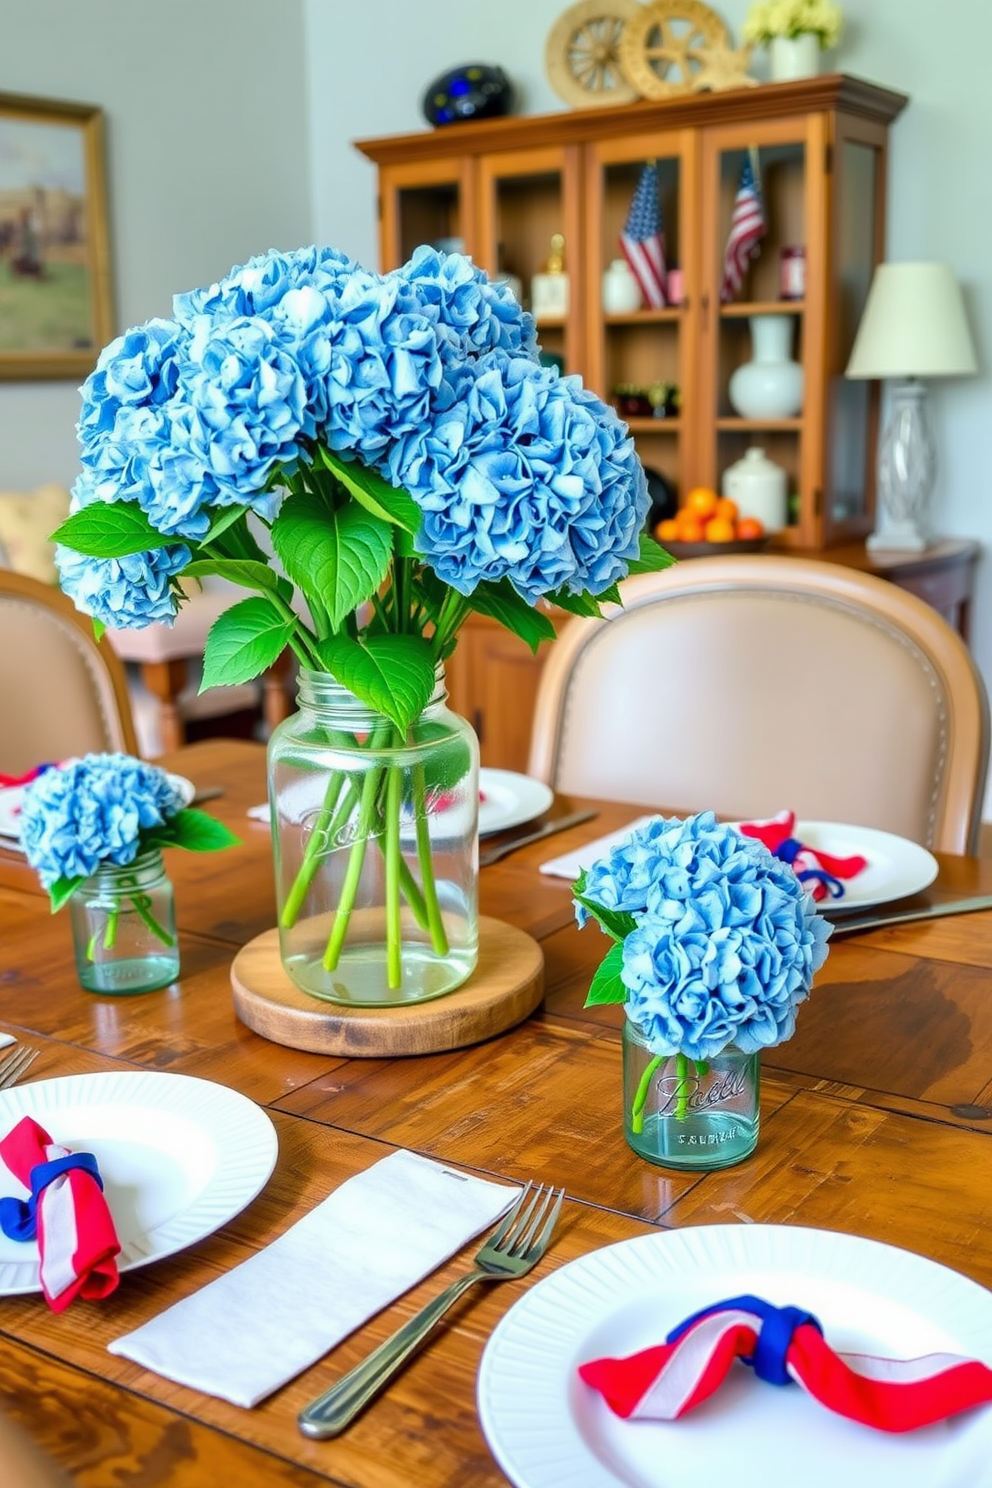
19,754,185,888
386,350,648,602
78,318,187,458
391,245,539,363
577,812,831,1061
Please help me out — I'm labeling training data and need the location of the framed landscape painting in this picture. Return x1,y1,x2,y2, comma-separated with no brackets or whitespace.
0,92,114,379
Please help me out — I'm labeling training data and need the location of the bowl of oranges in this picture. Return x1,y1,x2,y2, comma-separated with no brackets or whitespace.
653,488,768,557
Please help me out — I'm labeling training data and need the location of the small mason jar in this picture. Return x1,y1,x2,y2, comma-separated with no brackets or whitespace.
68,849,179,995
622,1017,759,1170
268,665,479,1006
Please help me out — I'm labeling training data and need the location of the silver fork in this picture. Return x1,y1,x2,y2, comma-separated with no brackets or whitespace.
298,1181,565,1439
0,1044,39,1089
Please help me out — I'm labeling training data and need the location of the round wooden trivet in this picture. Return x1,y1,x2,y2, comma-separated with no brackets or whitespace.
230,916,544,1057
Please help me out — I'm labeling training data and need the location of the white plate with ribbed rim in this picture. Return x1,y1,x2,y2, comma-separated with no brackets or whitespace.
761,822,939,914
477,1224,992,1488
0,771,196,848
0,1071,277,1295
478,769,554,837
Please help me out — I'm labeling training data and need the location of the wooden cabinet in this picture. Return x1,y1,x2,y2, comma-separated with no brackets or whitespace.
445,611,568,774
356,74,907,549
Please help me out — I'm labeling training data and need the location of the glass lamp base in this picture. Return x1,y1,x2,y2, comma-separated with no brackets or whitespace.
870,380,936,552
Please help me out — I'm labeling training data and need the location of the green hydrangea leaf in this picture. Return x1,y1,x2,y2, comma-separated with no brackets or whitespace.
48,875,84,913
317,448,422,535
317,633,436,732
546,589,607,618
143,808,240,852
583,943,627,1006
272,488,391,632
573,891,637,944
182,558,293,604
466,579,556,654
92,618,106,644
51,504,173,558
201,596,296,689
627,533,676,575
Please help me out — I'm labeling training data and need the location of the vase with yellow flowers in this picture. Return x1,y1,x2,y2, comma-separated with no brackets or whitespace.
743,0,844,81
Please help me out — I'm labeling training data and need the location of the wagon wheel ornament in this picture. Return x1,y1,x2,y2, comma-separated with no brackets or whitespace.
545,0,642,108
619,0,730,100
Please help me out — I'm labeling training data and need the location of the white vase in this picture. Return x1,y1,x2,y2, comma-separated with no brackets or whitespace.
728,315,804,420
602,259,642,314
722,447,788,531
769,33,820,81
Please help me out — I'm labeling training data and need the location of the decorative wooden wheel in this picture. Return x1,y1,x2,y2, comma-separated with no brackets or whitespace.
619,0,730,99
545,0,642,108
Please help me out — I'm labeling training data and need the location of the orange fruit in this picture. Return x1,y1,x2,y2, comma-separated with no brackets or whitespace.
714,496,739,522
685,487,718,520
675,516,705,543
654,519,679,541
704,516,736,543
736,516,765,540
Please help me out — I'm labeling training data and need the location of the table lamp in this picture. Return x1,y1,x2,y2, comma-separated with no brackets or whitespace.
845,262,977,552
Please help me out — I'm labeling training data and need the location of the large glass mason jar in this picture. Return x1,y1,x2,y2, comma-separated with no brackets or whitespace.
622,1017,759,1170
68,849,179,995
268,666,479,1006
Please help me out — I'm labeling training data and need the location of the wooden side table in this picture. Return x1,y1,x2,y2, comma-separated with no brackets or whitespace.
802,539,981,644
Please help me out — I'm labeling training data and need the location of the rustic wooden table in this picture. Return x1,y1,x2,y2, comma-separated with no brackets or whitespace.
2,738,992,1487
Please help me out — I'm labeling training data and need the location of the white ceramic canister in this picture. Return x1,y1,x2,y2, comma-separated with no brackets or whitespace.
722,447,787,531
602,258,643,314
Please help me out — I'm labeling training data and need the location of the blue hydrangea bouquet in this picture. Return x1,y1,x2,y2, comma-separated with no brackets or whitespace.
20,754,238,950
51,244,668,992
574,812,831,1140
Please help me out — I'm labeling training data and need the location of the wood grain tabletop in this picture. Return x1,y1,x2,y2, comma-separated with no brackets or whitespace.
1,738,992,1487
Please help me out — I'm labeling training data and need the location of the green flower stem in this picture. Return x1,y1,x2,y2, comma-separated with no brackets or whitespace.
412,761,449,955
384,762,403,989
631,1055,664,1135
397,857,431,933
279,769,348,929
90,887,174,962
675,1052,690,1120
321,770,379,971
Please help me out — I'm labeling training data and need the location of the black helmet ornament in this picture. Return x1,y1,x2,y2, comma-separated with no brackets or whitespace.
421,64,515,126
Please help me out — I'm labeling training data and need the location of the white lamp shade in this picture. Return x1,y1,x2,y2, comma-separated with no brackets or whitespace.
845,261,978,379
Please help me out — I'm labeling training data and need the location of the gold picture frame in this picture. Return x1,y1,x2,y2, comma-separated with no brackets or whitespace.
0,90,114,380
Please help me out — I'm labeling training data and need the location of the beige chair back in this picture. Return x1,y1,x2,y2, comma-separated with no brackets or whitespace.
0,569,138,774
528,556,990,854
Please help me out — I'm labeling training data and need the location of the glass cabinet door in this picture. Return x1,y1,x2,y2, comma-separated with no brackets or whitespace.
585,129,694,526
377,158,475,271
477,146,582,378
699,116,827,547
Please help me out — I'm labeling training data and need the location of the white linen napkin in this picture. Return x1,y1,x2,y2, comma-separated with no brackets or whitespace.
0,1033,16,1050
246,803,269,822
538,815,656,879
108,1149,519,1407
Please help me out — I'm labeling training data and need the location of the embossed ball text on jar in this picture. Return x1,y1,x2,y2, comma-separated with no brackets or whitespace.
269,667,479,1007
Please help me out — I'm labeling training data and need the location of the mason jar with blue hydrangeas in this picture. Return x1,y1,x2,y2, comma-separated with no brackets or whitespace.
574,812,832,1170
50,243,671,1005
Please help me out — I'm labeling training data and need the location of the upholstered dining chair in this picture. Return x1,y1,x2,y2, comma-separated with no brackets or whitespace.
527,556,990,854
0,568,138,774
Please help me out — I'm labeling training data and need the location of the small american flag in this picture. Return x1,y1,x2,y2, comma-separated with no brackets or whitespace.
620,162,668,308
720,154,767,304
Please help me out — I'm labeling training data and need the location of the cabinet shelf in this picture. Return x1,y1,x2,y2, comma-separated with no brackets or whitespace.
716,417,803,431
604,309,682,325
720,301,806,317
622,416,682,433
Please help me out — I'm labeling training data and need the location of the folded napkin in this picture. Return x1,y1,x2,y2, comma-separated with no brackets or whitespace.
0,1116,120,1312
109,1149,520,1407
579,1295,992,1434
739,810,867,902
246,802,269,822
539,816,655,879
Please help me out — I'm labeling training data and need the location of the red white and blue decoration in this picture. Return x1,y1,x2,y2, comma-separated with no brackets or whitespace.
620,162,669,308
738,810,868,902
0,1115,120,1311
720,152,767,303
579,1295,992,1433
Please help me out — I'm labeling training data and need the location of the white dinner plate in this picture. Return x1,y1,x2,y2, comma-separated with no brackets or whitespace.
0,1071,277,1295
0,770,196,847
771,821,939,914
477,1224,992,1488
479,768,554,836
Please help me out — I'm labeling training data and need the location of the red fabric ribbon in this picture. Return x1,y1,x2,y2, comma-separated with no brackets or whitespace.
739,810,867,902
0,764,57,789
578,1295,992,1434
0,1116,120,1311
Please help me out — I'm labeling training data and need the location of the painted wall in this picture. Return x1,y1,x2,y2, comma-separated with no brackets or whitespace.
0,0,312,488
306,0,992,805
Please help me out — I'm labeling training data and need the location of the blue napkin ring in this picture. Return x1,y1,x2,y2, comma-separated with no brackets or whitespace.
667,1294,824,1387
0,1152,104,1242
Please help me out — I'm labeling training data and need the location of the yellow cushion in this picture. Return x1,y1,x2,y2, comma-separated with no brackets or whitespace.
0,483,72,584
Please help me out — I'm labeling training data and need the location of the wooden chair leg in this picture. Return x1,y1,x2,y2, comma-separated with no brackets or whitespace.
141,658,188,754
262,650,295,735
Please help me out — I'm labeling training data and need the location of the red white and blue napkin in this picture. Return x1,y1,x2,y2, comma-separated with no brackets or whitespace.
738,811,868,903
0,1116,120,1311
579,1295,992,1433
